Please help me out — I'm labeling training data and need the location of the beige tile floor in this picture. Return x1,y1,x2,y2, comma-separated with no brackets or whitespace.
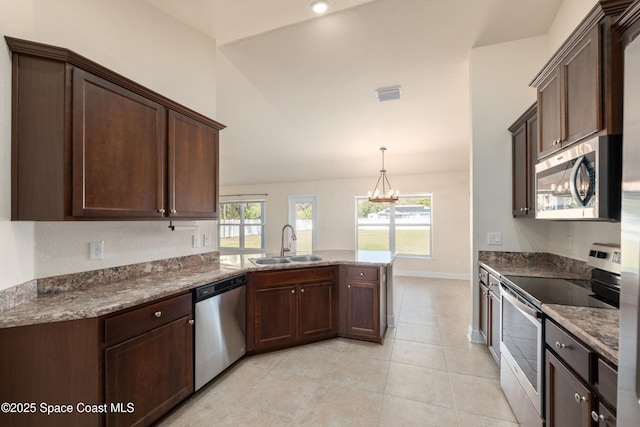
157,276,517,426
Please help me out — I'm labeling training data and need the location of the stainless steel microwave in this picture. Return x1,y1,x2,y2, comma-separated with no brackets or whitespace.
534,135,621,220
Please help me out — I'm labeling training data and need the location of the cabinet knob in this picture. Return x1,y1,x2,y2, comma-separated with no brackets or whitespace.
348,284,351,288
158,209,165,214
291,289,295,294
171,209,177,214
155,311,162,318
591,411,605,422
360,272,364,276
188,319,194,325
555,341,567,350
574,393,586,403
301,288,305,293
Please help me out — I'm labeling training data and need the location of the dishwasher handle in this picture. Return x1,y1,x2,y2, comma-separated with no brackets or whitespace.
194,274,247,302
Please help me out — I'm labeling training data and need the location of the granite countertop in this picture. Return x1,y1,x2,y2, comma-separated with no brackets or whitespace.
543,304,619,365
0,250,394,329
478,251,619,366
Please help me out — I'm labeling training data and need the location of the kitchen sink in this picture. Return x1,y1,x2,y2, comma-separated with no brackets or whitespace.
288,255,323,262
250,255,323,265
251,257,292,265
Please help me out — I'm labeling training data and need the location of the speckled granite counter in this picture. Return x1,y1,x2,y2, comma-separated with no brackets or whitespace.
478,251,591,280
478,251,619,366
543,304,619,365
0,250,394,329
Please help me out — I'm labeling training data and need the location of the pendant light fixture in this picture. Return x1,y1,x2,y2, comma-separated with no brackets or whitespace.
368,147,399,203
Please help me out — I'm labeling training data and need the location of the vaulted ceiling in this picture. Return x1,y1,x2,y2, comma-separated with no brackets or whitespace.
144,0,563,186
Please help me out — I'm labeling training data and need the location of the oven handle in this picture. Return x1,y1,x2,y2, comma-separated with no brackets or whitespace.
500,283,540,321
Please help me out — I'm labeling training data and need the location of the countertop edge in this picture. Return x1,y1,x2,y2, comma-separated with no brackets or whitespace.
0,251,394,329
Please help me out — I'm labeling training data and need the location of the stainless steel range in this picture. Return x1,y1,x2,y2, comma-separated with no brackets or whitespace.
499,243,620,426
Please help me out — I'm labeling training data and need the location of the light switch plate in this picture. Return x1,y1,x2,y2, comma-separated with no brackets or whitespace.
487,232,502,245
192,234,201,248
203,234,211,247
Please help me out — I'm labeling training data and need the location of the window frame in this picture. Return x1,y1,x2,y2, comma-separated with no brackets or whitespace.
219,200,266,253
355,193,432,259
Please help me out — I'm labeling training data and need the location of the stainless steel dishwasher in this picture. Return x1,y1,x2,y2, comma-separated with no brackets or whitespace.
193,273,247,391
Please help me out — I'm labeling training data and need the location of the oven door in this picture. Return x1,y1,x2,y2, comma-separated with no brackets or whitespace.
500,284,543,414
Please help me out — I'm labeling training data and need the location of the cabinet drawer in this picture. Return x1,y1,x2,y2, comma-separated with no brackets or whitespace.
545,320,593,382
479,268,488,285
347,267,378,282
597,358,617,407
255,267,335,288
105,293,192,346
488,274,500,296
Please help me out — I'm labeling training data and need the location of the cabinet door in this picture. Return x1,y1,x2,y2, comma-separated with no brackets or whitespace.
546,349,594,427
479,282,489,342
562,25,601,144
299,281,336,339
345,280,379,339
593,401,616,427
105,316,193,427
512,122,528,216
488,290,500,364
253,285,298,349
73,68,166,218
537,68,563,159
168,111,219,218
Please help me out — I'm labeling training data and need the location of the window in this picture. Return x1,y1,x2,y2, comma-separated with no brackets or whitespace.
219,201,265,251
288,196,317,253
356,194,432,257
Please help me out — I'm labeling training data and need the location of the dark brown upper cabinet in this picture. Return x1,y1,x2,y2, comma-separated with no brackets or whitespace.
509,104,537,218
7,36,224,221
530,0,630,160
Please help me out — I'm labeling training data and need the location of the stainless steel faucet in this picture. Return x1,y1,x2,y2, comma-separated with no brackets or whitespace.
280,224,297,257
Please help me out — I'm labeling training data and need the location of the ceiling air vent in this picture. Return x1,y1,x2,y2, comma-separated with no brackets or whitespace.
376,85,401,102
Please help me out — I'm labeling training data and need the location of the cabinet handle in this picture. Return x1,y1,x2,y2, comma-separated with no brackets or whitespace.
591,411,605,422
188,319,194,325
171,209,177,214
574,393,586,403
155,311,162,318
555,341,567,350
301,288,305,293
158,209,165,214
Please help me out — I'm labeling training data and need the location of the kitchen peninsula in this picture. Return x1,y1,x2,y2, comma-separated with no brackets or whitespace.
0,250,393,427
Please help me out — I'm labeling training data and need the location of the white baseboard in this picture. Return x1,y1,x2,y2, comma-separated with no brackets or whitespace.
393,269,471,281
468,325,485,344
386,315,396,327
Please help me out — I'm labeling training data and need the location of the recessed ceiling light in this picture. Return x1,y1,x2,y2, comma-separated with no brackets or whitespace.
311,0,329,14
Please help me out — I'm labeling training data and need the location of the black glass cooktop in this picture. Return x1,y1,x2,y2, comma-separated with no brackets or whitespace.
503,275,616,309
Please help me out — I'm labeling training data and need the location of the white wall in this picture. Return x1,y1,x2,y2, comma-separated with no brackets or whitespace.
469,35,551,339
221,170,470,278
0,0,219,288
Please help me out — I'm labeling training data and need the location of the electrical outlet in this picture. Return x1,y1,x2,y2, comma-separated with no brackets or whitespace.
487,232,502,245
203,234,211,247
192,234,201,248
89,241,104,260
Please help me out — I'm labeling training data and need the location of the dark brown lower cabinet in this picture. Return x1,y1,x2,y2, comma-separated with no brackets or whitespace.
104,293,193,427
339,265,387,343
247,267,338,353
546,349,594,427
345,280,379,337
0,318,101,427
